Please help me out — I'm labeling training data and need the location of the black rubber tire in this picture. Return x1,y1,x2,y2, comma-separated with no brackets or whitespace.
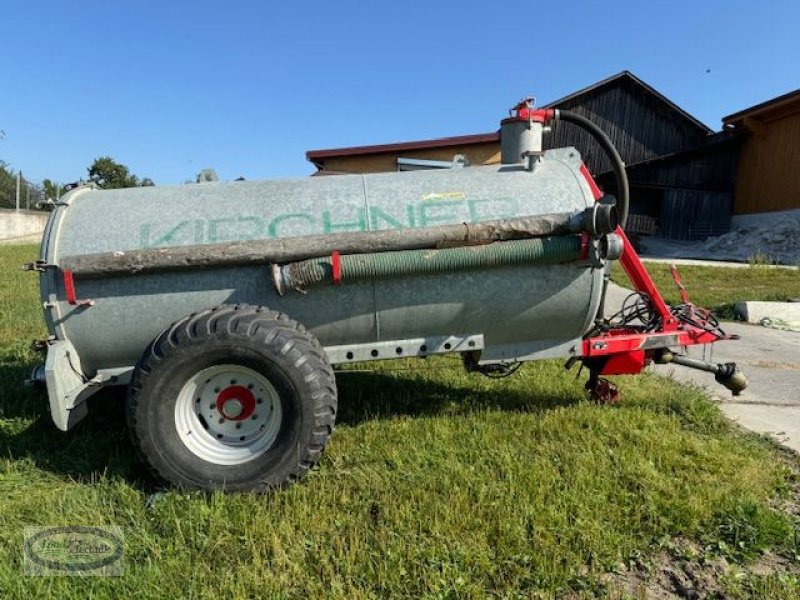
126,304,337,492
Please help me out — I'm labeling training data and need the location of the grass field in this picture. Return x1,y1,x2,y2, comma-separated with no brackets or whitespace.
611,261,800,320
1,244,799,598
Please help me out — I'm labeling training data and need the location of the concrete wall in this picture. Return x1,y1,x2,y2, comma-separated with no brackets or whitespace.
0,209,49,242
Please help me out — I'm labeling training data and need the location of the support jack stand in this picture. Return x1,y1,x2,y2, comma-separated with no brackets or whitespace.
586,370,620,404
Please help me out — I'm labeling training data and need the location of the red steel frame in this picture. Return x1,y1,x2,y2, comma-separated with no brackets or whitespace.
577,167,732,375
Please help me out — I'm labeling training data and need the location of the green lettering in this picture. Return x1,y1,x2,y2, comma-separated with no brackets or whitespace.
406,204,416,228
208,216,264,243
323,209,367,234
139,220,192,248
194,220,205,244
208,217,237,243
369,206,409,230
268,213,316,238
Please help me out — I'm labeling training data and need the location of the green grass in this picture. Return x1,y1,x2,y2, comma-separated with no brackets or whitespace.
1,244,799,598
612,261,800,320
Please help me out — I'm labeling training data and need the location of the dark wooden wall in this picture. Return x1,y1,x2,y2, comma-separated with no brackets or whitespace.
545,78,710,176
660,190,732,240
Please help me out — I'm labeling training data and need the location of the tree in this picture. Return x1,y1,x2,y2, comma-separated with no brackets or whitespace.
0,161,42,209
42,178,62,200
87,156,153,189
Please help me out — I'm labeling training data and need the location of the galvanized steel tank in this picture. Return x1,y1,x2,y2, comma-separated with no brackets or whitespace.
40,147,602,375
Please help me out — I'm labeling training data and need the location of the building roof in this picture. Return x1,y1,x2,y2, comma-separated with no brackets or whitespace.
722,88,800,126
306,132,499,163
543,70,713,134
306,70,711,165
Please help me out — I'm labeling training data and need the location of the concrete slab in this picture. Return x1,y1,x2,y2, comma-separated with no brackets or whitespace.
604,283,800,452
735,300,800,326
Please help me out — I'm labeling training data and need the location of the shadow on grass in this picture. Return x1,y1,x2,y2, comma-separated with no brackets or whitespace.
335,365,581,425
0,365,154,489
0,361,581,486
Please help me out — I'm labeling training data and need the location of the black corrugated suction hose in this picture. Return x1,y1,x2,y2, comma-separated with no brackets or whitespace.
556,109,630,229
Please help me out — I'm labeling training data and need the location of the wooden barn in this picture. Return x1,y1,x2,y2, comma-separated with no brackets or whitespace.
306,72,742,240
722,88,800,218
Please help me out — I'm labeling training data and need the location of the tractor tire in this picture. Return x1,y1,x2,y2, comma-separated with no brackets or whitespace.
126,304,337,492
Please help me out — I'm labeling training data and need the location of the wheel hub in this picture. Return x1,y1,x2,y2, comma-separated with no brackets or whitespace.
215,385,256,421
174,364,283,466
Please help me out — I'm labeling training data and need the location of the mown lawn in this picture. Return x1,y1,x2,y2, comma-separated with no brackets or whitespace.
1,243,799,598
612,261,800,320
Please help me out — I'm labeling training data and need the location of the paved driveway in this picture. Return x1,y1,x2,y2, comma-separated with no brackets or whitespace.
605,283,800,451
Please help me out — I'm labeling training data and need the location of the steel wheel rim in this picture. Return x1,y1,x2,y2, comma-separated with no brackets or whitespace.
174,364,283,466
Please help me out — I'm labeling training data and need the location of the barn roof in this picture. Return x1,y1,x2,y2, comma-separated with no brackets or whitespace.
544,71,712,134
723,87,800,125
305,71,711,163
306,132,499,162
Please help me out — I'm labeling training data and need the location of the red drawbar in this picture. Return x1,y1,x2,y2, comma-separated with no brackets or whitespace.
579,164,603,200
600,350,646,375
331,250,342,285
578,162,675,327
577,161,727,364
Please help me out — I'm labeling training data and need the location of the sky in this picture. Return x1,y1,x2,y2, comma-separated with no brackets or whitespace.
1,0,799,185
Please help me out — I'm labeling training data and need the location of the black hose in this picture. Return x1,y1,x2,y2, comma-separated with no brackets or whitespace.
556,109,630,229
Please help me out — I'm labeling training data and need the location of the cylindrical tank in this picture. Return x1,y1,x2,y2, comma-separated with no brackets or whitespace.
39,146,602,375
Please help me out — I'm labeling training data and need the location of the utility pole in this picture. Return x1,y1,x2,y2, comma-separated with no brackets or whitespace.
15,172,20,212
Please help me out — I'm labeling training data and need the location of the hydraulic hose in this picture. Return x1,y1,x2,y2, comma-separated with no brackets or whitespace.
556,109,630,229
274,236,582,294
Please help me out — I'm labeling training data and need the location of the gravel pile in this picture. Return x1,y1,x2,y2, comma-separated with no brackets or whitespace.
700,218,800,264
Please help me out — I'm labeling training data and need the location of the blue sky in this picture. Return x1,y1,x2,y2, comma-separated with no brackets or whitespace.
1,1,798,185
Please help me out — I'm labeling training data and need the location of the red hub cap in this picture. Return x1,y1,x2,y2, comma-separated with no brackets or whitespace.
215,385,256,421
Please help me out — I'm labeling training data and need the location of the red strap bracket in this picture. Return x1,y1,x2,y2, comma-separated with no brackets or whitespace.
330,251,342,285
670,264,690,304
63,270,94,306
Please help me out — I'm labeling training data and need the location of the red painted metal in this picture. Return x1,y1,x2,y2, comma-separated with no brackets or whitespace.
501,98,555,124
599,350,646,375
670,264,690,304
616,228,676,327
576,163,729,374
215,385,257,421
331,250,342,285
581,328,722,358
580,231,590,260
579,164,603,200
62,270,93,306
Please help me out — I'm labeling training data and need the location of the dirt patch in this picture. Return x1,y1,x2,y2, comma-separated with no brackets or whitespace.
601,540,798,599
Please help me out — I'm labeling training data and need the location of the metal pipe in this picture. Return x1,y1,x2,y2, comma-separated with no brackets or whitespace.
60,206,616,279
668,353,718,373
658,351,748,395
